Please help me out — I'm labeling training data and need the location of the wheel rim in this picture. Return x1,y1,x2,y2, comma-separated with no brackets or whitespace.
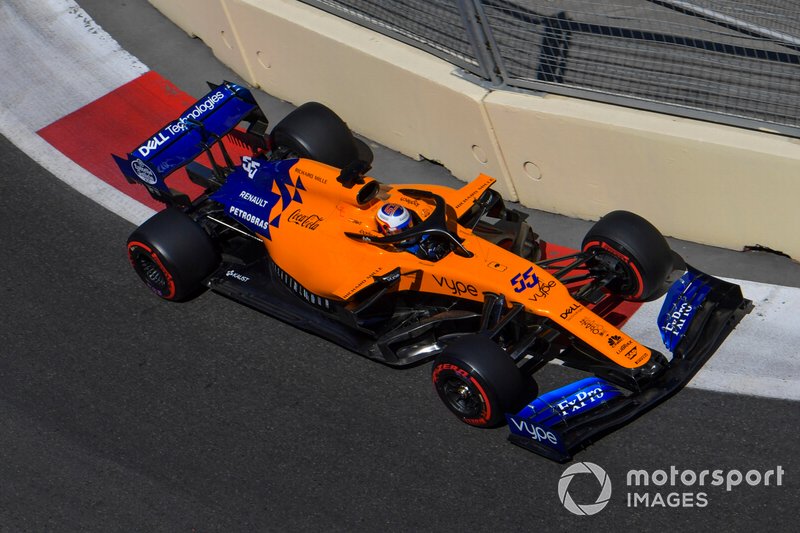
439,375,486,419
135,253,169,292
128,242,175,299
584,241,644,298
595,251,638,294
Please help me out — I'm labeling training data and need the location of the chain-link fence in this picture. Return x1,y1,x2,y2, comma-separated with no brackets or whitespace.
299,0,800,136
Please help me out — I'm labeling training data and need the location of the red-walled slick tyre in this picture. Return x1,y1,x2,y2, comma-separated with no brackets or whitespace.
270,101,373,169
582,210,675,301
127,209,219,302
432,335,527,428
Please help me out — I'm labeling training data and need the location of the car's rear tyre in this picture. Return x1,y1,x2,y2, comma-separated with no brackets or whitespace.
582,210,674,301
432,335,527,428
270,102,373,169
127,209,219,302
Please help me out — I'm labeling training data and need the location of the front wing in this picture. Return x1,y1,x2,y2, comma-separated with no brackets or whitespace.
506,266,752,462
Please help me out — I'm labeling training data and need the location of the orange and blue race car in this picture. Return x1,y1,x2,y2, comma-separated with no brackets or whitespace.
114,82,751,462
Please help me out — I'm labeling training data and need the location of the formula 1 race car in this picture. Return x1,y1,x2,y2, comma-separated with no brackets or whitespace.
114,82,751,462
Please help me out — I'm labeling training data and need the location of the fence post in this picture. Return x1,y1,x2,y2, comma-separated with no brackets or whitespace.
456,0,505,86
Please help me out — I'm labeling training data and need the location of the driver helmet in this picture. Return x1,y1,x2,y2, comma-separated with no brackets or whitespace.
376,203,412,235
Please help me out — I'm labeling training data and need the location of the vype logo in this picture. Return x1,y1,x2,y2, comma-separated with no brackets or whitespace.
508,417,559,445
432,275,478,297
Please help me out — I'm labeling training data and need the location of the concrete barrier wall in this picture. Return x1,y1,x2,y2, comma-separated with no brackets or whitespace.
223,0,515,201
485,91,800,255
149,0,800,258
148,0,253,81
147,0,514,201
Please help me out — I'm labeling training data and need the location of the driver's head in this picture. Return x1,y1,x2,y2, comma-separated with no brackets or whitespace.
376,203,412,235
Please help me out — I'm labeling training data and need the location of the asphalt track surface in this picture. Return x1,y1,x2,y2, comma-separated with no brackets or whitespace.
1,0,799,530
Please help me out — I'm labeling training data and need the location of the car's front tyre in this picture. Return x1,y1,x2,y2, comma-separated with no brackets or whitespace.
432,335,527,428
582,210,675,301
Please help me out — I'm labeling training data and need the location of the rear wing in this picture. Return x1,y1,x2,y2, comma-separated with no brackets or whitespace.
113,81,262,196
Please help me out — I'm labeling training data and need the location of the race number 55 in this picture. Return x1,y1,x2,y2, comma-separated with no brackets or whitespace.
511,267,539,293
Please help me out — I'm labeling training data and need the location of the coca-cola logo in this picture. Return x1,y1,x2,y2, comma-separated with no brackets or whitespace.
288,209,323,230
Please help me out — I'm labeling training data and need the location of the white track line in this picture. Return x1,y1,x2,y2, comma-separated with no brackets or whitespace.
0,107,155,224
0,0,148,131
0,0,155,224
0,0,796,401
624,280,800,401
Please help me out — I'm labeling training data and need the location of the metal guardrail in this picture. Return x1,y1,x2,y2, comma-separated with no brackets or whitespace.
298,0,800,137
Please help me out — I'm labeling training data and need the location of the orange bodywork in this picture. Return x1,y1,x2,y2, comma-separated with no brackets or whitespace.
259,159,651,370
